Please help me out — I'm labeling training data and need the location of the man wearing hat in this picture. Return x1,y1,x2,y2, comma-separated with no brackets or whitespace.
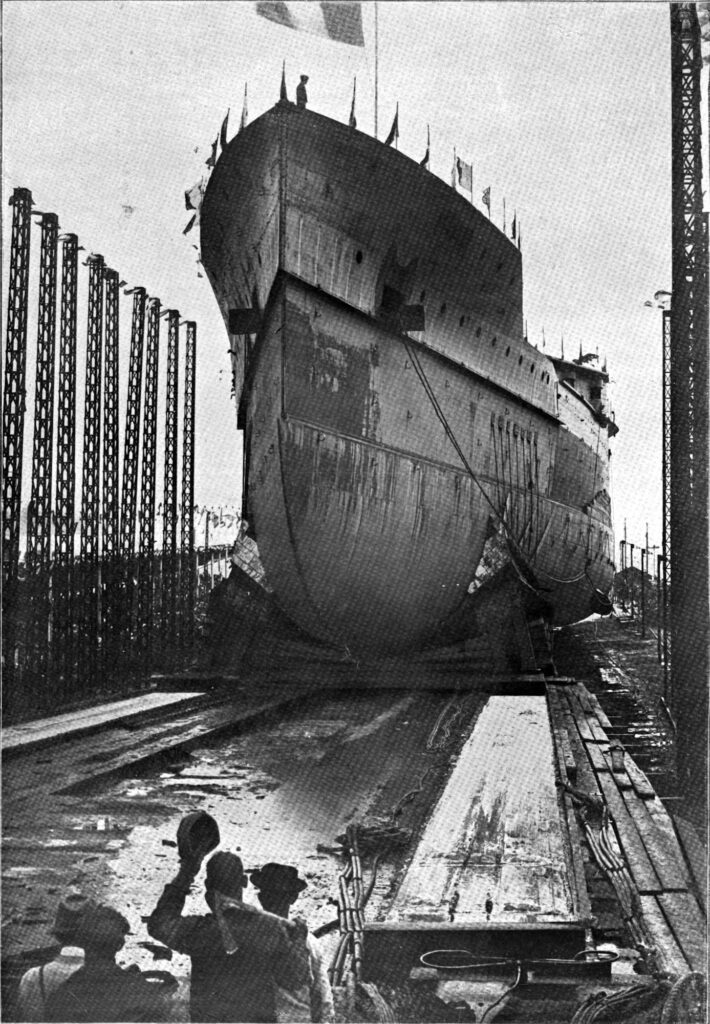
148,849,310,1022
296,75,309,108
44,902,167,1022
17,893,92,1021
251,863,334,1023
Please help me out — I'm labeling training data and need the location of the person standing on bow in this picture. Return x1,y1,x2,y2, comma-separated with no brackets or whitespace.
251,863,335,1023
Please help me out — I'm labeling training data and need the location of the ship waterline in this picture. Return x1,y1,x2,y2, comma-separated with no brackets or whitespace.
201,102,616,655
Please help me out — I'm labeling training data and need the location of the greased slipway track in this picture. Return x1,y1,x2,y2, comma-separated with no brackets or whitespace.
201,101,617,656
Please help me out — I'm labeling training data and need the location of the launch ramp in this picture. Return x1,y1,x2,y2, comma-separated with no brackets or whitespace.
364,695,587,981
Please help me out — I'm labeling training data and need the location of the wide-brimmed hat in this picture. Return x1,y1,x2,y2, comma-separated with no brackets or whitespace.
74,904,130,952
205,852,246,898
250,863,307,894
52,893,95,938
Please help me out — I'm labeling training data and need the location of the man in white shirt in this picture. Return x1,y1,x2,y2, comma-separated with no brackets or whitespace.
251,862,335,1023
17,892,94,1022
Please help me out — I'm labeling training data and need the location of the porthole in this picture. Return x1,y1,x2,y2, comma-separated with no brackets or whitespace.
480,248,487,261
496,261,503,271
491,336,497,347
440,303,447,315
355,250,363,264
459,315,465,326
518,355,523,365
476,326,482,337
420,289,426,302
530,363,535,373
509,275,515,285
505,346,510,356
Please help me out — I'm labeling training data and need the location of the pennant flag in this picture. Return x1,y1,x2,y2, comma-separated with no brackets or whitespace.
384,104,399,147
205,135,219,168
349,77,357,128
185,179,205,212
240,83,248,131
456,157,473,192
419,124,430,168
482,186,491,212
511,212,517,241
219,109,230,150
256,1,364,46
280,61,288,101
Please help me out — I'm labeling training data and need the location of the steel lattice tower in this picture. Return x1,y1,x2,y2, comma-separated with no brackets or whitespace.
138,298,161,660
55,235,79,567
54,233,79,691
102,269,121,557
79,254,105,685
180,322,197,644
27,213,60,574
669,2,709,818
2,187,33,586
120,288,146,557
162,310,180,648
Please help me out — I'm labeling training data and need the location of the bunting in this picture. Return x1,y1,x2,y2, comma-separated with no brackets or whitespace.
240,84,248,131
419,125,430,168
219,109,230,150
384,104,399,147
349,77,357,128
205,135,219,169
456,157,473,192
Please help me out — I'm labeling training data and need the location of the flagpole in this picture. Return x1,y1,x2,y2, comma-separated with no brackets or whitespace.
374,1,379,139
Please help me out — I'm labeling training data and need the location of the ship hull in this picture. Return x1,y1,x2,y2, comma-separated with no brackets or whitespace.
243,274,612,654
201,103,615,656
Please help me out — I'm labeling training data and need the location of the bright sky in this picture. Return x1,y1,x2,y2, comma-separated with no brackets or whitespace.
3,1,697,553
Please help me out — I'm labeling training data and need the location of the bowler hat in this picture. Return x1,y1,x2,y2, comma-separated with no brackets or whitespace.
205,851,246,897
177,810,220,861
52,893,95,939
250,863,307,894
74,904,130,952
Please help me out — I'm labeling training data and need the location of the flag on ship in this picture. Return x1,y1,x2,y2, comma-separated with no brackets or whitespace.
349,77,357,128
482,186,491,213
185,179,205,212
240,84,248,131
384,104,399,147
280,61,288,100
205,135,219,168
511,212,517,242
219,109,230,150
456,157,472,192
256,1,365,46
419,125,430,168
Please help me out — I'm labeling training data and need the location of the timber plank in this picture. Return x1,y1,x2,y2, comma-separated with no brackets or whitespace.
586,691,613,731
596,773,663,894
624,758,656,800
562,689,595,744
638,895,690,977
576,687,610,742
619,790,688,893
657,892,707,972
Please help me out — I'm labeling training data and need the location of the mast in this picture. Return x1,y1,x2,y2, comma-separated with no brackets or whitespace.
374,1,379,139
